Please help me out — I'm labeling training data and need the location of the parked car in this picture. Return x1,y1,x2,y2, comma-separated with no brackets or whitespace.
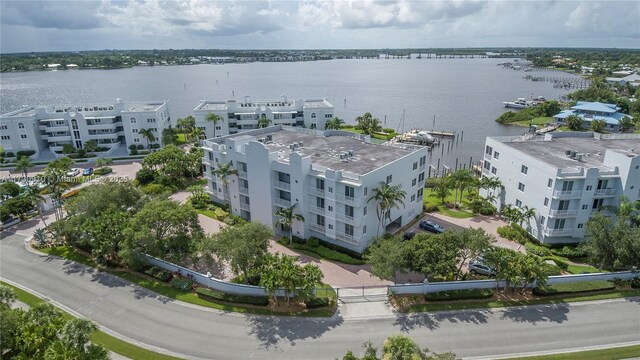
468,261,496,277
66,168,80,177
403,230,417,240
82,167,94,176
419,220,444,233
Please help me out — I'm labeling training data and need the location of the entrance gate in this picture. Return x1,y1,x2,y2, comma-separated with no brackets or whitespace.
336,286,389,302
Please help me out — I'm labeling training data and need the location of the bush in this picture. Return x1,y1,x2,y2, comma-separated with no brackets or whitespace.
551,245,588,258
142,183,171,195
424,203,439,212
130,149,138,155
195,287,269,306
170,277,194,292
77,149,87,158
497,224,537,245
129,145,137,150
305,297,332,309
425,288,494,301
525,242,552,257
94,167,112,175
543,256,569,271
289,242,366,265
144,266,173,282
152,143,161,149
16,150,36,157
190,196,209,209
229,214,247,226
135,167,156,185
223,216,235,226
61,188,82,199
306,237,320,247
214,207,229,220
382,128,395,134
533,280,615,296
136,144,144,150
6,152,15,158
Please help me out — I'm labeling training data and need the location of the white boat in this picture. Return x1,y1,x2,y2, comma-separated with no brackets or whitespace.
503,98,530,109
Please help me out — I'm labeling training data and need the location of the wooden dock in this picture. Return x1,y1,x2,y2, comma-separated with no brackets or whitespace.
426,130,456,138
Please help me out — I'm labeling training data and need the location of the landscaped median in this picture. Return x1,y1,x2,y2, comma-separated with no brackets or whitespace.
38,245,337,317
392,279,640,313
0,281,183,360
505,344,640,360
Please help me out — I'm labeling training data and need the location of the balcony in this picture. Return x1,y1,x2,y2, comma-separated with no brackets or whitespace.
544,228,573,237
484,153,492,161
335,194,362,206
46,135,72,142
419,164,426,171
308,206,325,215
335,232,358,245
274,198,291,208
309,224,326,234
237,170,247,178
552,190,583,199
239,203,250,211
548,209,578,218
336,212,358,224
274,180,291,191
593,188,616,197
40,125,68,132
308,186,325,197
239,187,249,195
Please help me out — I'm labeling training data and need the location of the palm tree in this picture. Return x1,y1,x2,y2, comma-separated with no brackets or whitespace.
23,185,48,228
450,169,475,205
590,119,606,133
190,127,205,142
355,112,382,135
211,161,238,201
324,117,345,130
206,112,223,138
139,128,156,149
519,206,536,228
368,182,406,236
176,116,195,142
275,203,305,245
565,115,584,131
619,116,634,132
15,156,33,184
257,114,272,128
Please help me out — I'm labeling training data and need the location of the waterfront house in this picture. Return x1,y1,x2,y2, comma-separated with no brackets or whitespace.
553,101,633,132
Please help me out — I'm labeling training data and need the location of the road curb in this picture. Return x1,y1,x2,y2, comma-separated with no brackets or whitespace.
467,340,640,359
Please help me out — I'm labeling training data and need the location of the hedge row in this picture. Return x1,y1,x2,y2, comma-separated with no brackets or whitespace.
533,280,615,296
525,242,552,257
195,287,269,306
424,288,494,301
305,297,332,309
144,266,172,282
290,242,366,265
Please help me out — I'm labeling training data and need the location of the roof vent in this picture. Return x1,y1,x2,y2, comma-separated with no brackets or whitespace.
565,149,572,156
289,144,295,150
298,141,303,148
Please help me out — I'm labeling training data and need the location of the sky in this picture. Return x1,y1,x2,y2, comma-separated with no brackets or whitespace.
1,0,639,53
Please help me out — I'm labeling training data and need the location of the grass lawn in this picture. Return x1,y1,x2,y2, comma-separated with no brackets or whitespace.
176,133,187,145
403,289,640,313
512,117,554,127
341,127,396,140
424,188,475,219
507,344,640,360
567,264,601,274
40,246,336,317
1,281,183,360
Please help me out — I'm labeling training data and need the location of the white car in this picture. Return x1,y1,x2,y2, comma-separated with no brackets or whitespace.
66,168,80,177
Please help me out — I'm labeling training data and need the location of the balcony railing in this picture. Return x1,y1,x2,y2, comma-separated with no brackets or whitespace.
274,198,291,208
274,180,291,191
335,194,362,205
544,228,573,237
548,209,578,217
552,190,583,199
237,171,247,178
593,188,616,197
239,187,249,195
307,187,325,197
309,224,326,233
336,213,357,224
308,206,325,215
335,232,358,245
239,203,250,211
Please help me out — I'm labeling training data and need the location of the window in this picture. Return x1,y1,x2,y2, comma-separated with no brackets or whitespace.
417,188,423,198
325,113,333,118
345,205,354,217
345,224,354,236
132,128,138,133
208,152,213,160
95,119,102,123
328,205,333,212
328,186,333,193
363,225,367,235
147,118,156,123
133,138,140,143
491,167,497,175
18,122,24,129
316,215,325,226
586,185,592,191
544,198,549,206
1,135,10,140
418,172,425,182
547,179,553,188
582,204,588,210
518,183,525,192
130,117,136,123
412,178,417,187
540,216,545,225
413,162,418,170
363,207,367,216
419,156,426,166
364,187,367,196
592,198,603,209
386,175,392,184
521,165,528,175
577,223,584,229
485,145,493,155
484,161,491,170
328,224,333,230
311,113,317,119
494,151,500,159
344,185,354,198
553,219,565,230
316,197,325,208
0,125,7,130
411,194,416,202
20,134,27,139
215,126,222,131
515,199,522,207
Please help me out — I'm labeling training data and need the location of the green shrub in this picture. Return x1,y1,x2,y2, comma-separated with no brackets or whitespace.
129,145,137,150
136,144,144,150
290,242,365,265
16,150,36,157
144,266,173,282
424,204,438,212
425,288,494,301
130,149,138,155
143,183,170,195
382,128,395,134
195,287,269,306
533,280,615,296
305,297,332,309
544,256,569,271
94,167,112,175
214,207,228,220
223,217,235,226
543,263,563,276
307,237,320,247
6,152,15,158
170,277,194,292
229,214,247,226
551,245,588,258
525,242,552,257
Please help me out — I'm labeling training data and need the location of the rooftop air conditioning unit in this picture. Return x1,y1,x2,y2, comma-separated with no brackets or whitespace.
298,141,303,148
266,134,273,142
570,150,577,158
348,150,354,157
565,149,572,156
289,144,295,150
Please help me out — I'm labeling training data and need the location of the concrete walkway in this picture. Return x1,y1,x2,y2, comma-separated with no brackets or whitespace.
428,213,525,253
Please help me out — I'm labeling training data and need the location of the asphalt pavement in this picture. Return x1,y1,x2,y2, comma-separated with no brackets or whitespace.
1,232,639,360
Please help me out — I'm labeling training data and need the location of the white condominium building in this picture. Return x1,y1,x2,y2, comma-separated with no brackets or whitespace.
194,96,334,139
0,99,170,158
482,132,640,244
202,125,428,253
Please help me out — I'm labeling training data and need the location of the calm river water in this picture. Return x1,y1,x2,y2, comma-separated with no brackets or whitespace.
0,58,580,170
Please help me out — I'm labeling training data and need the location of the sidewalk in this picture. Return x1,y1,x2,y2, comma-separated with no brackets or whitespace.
428,213,525,253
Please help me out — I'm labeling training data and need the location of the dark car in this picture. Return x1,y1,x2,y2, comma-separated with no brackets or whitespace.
419,220,444,233
82,167,94,176
403,230,417,240
468,261,496,277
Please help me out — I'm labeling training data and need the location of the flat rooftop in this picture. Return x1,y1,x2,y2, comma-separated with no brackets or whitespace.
502,134,640,170
124,103,164,112
261,128,418,175
197,102,228,111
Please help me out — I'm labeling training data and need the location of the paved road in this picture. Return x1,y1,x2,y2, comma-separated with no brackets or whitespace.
1,232,639,360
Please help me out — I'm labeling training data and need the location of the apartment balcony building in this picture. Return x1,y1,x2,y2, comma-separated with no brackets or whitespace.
548,209,579,218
